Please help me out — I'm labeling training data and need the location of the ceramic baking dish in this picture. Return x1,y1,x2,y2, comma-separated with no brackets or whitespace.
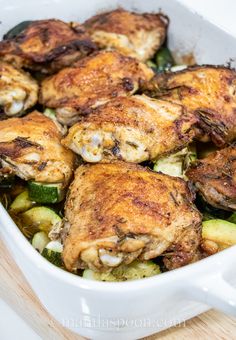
0,0,236,339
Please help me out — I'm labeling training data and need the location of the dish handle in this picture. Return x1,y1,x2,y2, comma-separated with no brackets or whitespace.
186,273,236,316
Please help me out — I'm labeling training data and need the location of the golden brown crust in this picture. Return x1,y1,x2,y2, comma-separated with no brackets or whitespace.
84,8,168,61
0,19,97,73
62,162,201,272
40,50,154,124
0,61,38,117
0,111,75,186
62,95,197,163
144,66,236,146
186,146,236,211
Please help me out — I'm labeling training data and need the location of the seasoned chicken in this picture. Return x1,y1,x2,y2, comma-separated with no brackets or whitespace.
62,95,196,163
0,61,38,117
40,50,154,125
0,19,97,74
84,8,168,62
0,111,75,187
186,146,236,211
144,66,236,146
62,162,201,272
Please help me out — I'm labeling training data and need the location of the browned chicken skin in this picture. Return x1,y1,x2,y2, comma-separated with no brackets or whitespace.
62,162,201,272
0,111,75,187
40,50,154,125
186,146,236,211
144,66,236,146
62,94,197,163
84,8,168,62
0,61,38,117
0,19,97,73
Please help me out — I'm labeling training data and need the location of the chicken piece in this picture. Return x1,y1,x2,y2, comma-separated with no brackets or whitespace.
40,50,154,125
0,111,75,187
0,19,97,74
186,146,236,211
0,61,38,117
84,8,168,62
144,66,236,146
62,162,201,272
62,95,196,163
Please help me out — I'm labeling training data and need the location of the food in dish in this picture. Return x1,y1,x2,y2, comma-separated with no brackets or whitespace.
1,8,236,282
0,19,97,73
84,8,168,62
144,66,236,146
0,61,38,117
62,95,196,163
187,146,236,211
0,112,75,189
39,50,154,125
62,162,201,272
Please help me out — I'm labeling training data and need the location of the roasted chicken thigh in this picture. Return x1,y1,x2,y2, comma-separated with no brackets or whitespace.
40,50,154,125
144,66,236,146
84,8,168,62
0,61,38,117
62,162,201,272
0,19,97,73
62,95,196,163
0,111,75,187
187,146,236,211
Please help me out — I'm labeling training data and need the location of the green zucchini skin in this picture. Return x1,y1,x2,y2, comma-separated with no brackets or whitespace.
28,182,64,204
3,21,33,40
42,241,63,267
155,47,175,72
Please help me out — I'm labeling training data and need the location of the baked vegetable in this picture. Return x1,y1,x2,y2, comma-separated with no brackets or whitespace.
21,207,62,234
32,231,50,253
28,182,65,204
9,190,35,214
0,177,15,189
3,21,33,39
153,146,196,178
83,260,161,282
201,219,236,254
155,47,175,72
41,241,63,267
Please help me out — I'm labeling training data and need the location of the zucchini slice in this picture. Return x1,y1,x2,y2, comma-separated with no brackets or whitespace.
41,240,63,267
21,207,62,234
9,190,35,214
3,21,33,39
153,146,197,178
32,231,50,253
202,219,236,254
28,181,65,204
155,47,175,72
83,260,161,282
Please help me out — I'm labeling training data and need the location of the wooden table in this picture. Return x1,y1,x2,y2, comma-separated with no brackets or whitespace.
0,237,235,339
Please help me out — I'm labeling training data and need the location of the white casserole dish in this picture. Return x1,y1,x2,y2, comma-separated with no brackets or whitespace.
0,0,236,338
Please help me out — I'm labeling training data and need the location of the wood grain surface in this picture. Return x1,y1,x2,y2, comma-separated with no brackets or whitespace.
0,237,235,340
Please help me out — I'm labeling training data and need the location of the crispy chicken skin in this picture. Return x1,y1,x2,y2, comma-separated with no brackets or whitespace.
186,146,236,211
40,50,154,125
62,95,196,163
0,111,75,187
62,162,201,272
84,8,168,62
0,19,97,74
0,61,38,117
144,66,236,146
